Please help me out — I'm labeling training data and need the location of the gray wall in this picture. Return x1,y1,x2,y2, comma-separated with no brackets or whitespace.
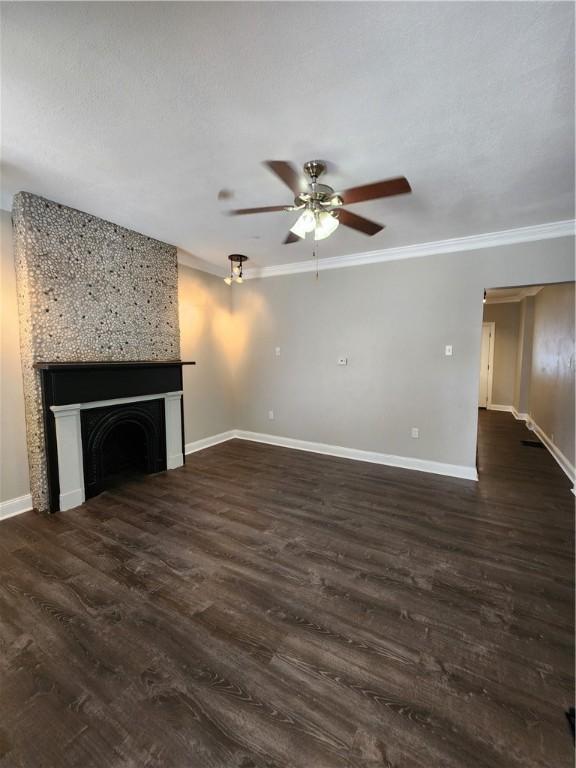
178,261,234,444
0,210,30,502
1,229,574,503
233,237,574,472
529,282,575,466
482,302,521,406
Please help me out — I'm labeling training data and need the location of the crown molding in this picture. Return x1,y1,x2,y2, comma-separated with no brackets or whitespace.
177,248,227,278
241,219,575,280
485,285,543,304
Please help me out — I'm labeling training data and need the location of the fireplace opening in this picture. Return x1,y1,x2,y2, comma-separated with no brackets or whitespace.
81,399,167,500
100,421,148,490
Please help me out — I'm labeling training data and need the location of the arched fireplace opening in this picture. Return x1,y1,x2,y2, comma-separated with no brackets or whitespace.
101,421,148,489
81,400,166,499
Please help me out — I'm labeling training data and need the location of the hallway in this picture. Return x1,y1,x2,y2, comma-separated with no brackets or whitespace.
477,408,574,503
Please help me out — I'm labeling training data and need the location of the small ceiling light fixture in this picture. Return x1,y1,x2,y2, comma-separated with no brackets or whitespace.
224,254,248,285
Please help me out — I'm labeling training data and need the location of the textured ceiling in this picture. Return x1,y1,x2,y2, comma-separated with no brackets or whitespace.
1,2,574,270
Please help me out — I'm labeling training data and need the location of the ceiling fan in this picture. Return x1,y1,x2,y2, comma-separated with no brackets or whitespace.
227,160,412,244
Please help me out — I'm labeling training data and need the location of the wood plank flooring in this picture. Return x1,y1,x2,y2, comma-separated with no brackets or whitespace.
0,410,573,767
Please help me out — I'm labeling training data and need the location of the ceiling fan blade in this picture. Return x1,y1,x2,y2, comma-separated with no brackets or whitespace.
227,205,288,216
283,232,300,244
264,161,303,196
341,176,411,205
338,209,385,236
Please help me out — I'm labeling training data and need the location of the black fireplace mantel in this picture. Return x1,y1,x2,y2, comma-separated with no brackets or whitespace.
35,360,195,512
35,360,196,369
34,360,195,406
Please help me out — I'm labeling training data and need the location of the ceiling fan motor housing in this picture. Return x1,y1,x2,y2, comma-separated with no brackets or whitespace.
303,160,326,181
294,184,339,208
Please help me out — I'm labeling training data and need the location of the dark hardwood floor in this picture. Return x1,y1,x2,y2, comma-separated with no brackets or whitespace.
0,410,573,768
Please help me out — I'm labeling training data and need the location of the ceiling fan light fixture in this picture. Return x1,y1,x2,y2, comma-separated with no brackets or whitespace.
290,209,316,239
227,160,410,245
314,211,339,241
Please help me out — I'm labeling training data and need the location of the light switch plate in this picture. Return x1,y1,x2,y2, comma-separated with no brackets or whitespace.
411,427,419,439
275,347,281,357
445,345,453,356
268,410,274,420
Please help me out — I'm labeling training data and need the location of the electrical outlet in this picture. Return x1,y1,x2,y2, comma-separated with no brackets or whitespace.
337,357,348,366
411,427,419,439
445,345,453,356
275,347,281,357
268,410,274,420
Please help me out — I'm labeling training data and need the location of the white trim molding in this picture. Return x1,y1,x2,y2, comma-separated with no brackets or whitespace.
243,220,575,280
485,286,543,305
527,419,575,486
487,404,515,413
489,405,530,422
512,409,530,422
234,430,478,480
165,392,186,470
185,429,477,481
185,430,236,454
480,322,495,408
0,493,33,521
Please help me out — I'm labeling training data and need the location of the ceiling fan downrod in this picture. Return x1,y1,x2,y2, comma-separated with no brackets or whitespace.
303,160,326,183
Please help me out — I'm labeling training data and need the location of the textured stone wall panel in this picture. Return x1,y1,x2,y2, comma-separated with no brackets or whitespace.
12,192,180,511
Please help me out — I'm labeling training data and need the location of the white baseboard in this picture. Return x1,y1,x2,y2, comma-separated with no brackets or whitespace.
0,493,33,521
186,428,477,480
234,430,478,481
59,488,85,512
167,453,184,470
488,405,530,422
184,430,237,455
528,419,575,486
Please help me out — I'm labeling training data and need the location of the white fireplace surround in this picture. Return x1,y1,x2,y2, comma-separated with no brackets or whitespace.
50,390,184,511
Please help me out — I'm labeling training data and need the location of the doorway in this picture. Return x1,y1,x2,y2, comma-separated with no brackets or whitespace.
478,321,494,407
476,282,575,488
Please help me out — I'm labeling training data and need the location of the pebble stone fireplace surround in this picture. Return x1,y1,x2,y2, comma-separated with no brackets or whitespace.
13,191,190,512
